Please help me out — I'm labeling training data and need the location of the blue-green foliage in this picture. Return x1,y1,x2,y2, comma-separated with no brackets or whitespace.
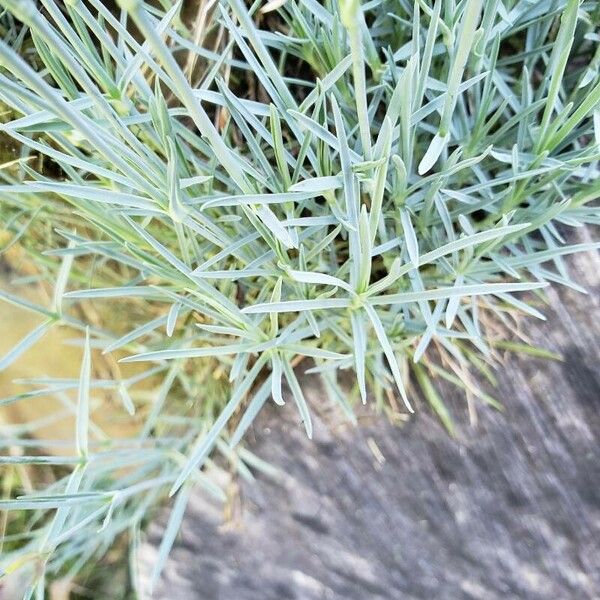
0,0,599,593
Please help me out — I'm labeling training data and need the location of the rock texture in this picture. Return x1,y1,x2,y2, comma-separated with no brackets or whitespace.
141,237,600,600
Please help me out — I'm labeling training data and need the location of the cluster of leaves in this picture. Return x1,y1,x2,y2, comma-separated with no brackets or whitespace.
0,0,599,595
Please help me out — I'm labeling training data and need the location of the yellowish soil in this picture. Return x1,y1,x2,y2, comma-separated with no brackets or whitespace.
0,276,140,453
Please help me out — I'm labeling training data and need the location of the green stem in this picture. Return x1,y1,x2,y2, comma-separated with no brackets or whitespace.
341,0,372,161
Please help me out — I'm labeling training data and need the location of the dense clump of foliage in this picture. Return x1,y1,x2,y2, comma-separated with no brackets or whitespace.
0,0,599,595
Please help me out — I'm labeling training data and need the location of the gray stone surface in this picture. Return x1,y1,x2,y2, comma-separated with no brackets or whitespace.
141,237,600,600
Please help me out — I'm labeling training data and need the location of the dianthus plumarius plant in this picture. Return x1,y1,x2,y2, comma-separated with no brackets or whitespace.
1,0,599,594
